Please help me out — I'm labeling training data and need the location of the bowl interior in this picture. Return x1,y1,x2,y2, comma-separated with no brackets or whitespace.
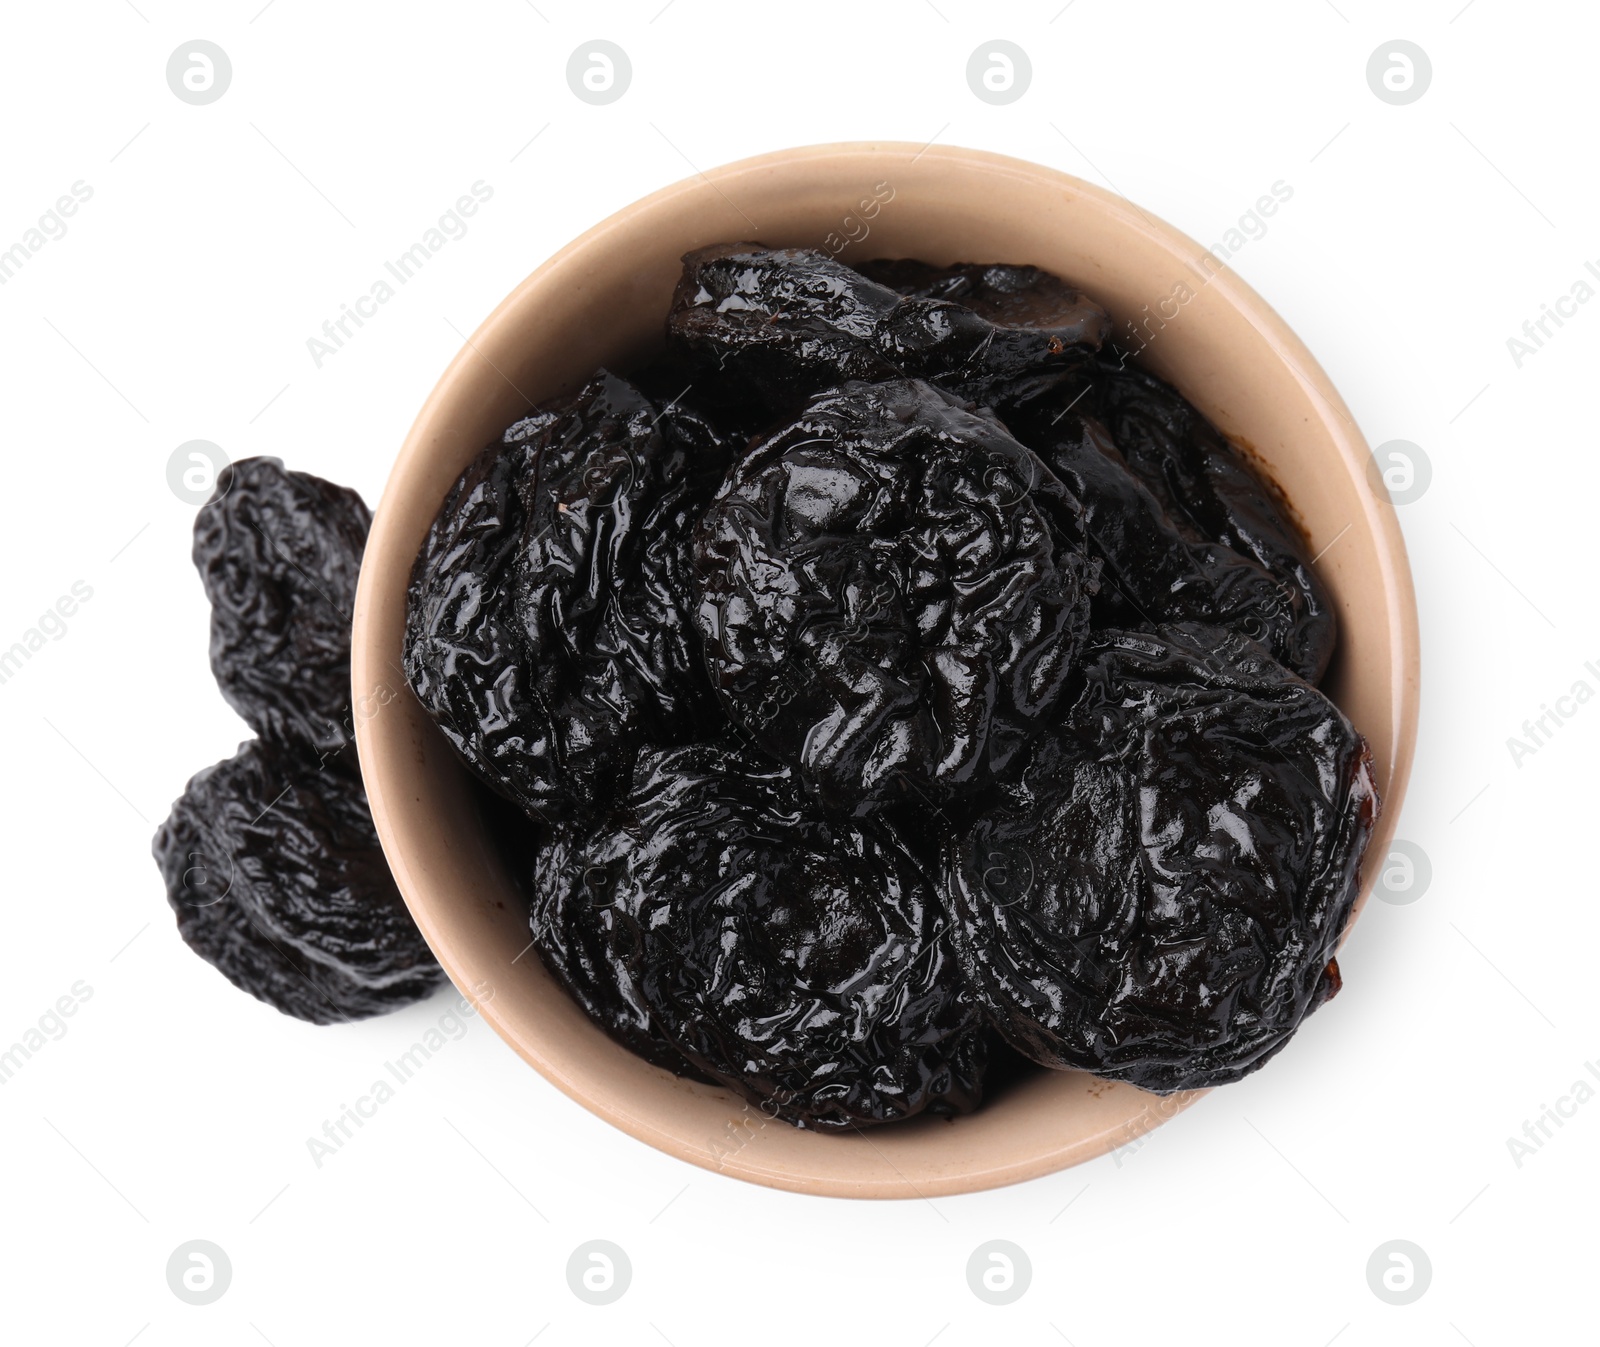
351,143,1419,1198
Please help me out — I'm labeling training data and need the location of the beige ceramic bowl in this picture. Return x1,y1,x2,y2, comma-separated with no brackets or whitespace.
352,142,1420,1199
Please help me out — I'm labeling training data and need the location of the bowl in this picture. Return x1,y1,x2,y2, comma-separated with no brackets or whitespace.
351,142,1421,1198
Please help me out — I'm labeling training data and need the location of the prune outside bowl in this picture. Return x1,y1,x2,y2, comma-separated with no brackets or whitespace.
351,142,1420,1199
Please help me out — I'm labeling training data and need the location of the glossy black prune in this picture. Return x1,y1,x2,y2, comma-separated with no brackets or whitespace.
545,738,985,1129
666,244,1109,415
193,457,370,753
856,262,1336,682
403,371,729,821
153,740,444,1024
694,377,1097,814
1085,359,1338,682
522,820,701,1076
949,624,1377,1093
1002,396,1314,667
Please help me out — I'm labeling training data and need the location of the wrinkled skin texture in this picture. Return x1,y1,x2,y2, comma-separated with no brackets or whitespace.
522,820,702,1075
1029,357,1337,682
667,244,1109,415
949,625,1377,1093
1002,397,1314,669
856,261,1336,681
694,378,1097,813
153,741,444,1024
404,371,731,820
193,457,370,753
553,739,985,1129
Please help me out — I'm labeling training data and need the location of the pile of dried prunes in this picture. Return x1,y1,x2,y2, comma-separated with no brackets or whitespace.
402,245,1379,1130
153,459,443,1024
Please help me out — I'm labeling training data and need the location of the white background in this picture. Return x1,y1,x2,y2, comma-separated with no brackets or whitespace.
1,1,1594,1342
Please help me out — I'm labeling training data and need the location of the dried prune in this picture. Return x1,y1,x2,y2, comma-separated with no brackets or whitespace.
1003,396,1314,667
856,262,1336,682
153,740,444,1024
949,624,1377,1093
404,371,730,821
666,244,1109,415
1085,359,1337,682
521,819,701,1076
541,738,985,1129
694,378,1097,814
193,457,370,753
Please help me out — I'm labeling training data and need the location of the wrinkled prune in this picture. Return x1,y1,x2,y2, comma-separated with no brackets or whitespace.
1086,359,1337,682
667,244,1109,415
522,820,700,1075
540,738,985,1129
855,262,1336,682
694,378,1097,813
153,741,444,1024
1003,397,1313,666
949,624,1377,1093
193,457,370,753
404,371,730,820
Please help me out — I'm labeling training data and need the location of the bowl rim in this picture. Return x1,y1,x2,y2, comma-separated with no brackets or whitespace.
352,140,1421,1198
